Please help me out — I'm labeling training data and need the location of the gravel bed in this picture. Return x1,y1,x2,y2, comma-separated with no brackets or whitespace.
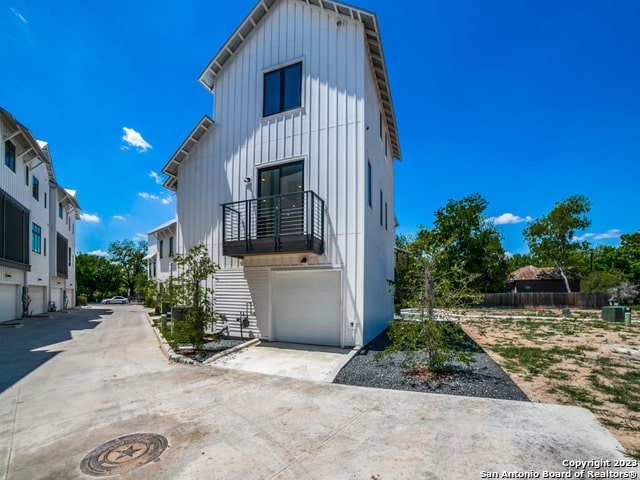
181,337,247,362
333,329,529,402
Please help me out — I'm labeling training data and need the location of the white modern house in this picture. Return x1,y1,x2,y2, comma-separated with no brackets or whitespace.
161,0,401,347
0,107,81,321
145,219,177,285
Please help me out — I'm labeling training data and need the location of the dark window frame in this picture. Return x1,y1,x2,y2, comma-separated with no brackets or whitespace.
32,223,42,254
169,236,174,257
159,240,164,259
58,202,63,219
0,188,30,270
263,62,302,117
56,233,69,278
4,140,16,172
32,176,39,200
379,190,384,226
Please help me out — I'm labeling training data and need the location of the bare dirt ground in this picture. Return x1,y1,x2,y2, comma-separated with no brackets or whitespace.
459,308,640,457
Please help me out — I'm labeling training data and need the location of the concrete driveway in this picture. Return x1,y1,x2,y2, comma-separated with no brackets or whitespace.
0,306,636,479
208,342,358,382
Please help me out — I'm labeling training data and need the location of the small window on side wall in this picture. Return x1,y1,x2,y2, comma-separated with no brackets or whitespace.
4,140,16,172
263,62,302,117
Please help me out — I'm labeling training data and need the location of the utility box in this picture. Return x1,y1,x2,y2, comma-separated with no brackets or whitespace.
602,306,626,322
171,306,188,322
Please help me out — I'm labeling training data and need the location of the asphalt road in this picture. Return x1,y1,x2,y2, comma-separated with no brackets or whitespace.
0,306,636,479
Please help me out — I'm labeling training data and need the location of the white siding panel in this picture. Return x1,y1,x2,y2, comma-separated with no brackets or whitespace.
0,283,19,322
28,285,46,315
214,268,259,338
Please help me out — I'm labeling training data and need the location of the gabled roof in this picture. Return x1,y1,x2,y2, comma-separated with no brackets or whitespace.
161,115,214,191
0,106,56,182
59,188,82,219
197,0,401,160
507,265,582,283
148,218,177,236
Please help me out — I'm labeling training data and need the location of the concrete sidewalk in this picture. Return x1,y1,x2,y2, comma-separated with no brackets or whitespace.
0,306,636,479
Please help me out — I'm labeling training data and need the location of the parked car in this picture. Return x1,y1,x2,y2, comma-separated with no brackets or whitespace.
101,296,129,305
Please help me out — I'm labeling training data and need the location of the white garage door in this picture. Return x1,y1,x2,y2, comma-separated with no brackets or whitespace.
271,270,341,346
29,286,46,315
0,285,19,322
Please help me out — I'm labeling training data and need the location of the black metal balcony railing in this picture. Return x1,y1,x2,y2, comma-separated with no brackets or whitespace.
222,191,324,257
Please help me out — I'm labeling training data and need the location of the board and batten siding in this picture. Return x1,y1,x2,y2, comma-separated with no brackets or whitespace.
361,31,396,345
174,0,400,346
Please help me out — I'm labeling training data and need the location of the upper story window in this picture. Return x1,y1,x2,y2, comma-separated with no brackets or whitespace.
4,140,16,172
32,176,40,200
58,202,63,219
169,236,174,257
25,166,29,185
32,223,42,254
159,239,164,259
263,62,302,117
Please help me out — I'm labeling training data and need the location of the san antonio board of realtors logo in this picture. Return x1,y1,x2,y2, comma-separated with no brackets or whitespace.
80,433,168,476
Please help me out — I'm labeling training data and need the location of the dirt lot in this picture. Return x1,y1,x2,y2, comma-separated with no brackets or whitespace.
459,308,640,457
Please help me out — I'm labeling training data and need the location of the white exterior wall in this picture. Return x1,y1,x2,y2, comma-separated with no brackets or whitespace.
1,112,80,318
26,162,51,314
175,0,395,346
362,50,396,345
1,116,30,320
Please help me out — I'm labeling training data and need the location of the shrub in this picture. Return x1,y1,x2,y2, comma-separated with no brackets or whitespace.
77,295,88,306
144,294,157,309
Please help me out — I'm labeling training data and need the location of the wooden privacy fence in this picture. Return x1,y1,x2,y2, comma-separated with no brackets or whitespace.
484,292,609,309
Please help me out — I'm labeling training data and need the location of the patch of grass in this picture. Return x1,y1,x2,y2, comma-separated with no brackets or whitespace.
551,385,603,406
589,372,640,412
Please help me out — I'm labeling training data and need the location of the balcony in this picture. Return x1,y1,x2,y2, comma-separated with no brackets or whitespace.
222,191,324,257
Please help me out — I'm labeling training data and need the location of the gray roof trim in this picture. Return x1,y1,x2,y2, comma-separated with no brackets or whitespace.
197,0,401,160
161,115,214,191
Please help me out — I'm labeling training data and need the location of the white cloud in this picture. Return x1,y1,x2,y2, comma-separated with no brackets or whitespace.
11,8,28,23
139,192,173,204
121,127,152,152
132,233,147,242
79,213,100,223
488,213,532,225
574,229,622,242
149,171,163,185
89,249,108,257
113,215,126,221
594,229,622,240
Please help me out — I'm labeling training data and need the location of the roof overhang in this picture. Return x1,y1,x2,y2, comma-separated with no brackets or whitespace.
162,115,214,191
148,218,177,236
197,0,401,160
58,188,82,219
0,107,57,181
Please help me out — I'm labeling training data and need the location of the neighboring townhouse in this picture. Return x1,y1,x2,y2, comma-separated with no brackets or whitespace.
145,219,177,285
0,107,81,321
161,0,401,347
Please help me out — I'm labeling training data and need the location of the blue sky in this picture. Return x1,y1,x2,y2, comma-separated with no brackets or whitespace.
2,0,639,256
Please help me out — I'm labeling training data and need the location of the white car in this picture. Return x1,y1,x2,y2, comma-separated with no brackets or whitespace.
101,296,129,305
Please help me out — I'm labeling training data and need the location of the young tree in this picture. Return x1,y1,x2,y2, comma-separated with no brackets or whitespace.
523,195,591,292
168,244,219,348
108,239,148,298
381,248,482,372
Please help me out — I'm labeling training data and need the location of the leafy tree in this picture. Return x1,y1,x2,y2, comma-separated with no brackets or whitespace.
581,271,623,293
107,239,148,298
523,195,591,292
506,252,539,274
423,193,508,293
617,231,640,285
167,244,219,348
76,252,121,300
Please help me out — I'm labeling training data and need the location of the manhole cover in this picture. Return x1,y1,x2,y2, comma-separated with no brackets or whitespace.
80,433,168,476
